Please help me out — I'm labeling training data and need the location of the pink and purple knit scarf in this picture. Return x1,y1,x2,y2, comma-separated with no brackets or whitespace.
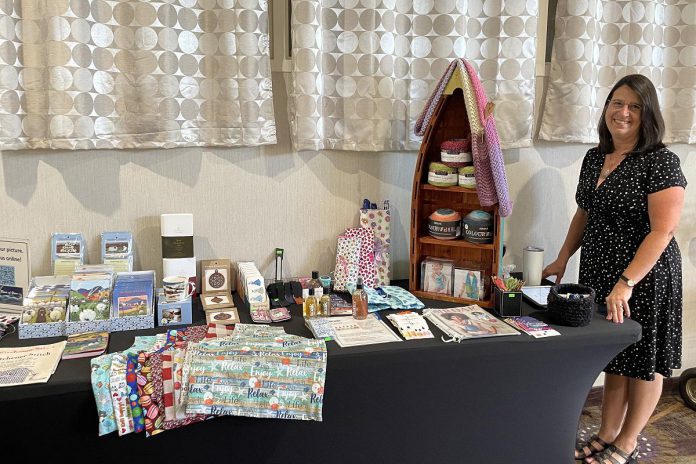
415,59,513,217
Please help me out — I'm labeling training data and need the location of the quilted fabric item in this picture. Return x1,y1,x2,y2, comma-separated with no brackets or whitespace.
186,332,327,421
126,354,146,433
110,353,134,436
364,286,425,312
153,351,207,431
91,336,161,436
205,323,235,339
136,352,165,437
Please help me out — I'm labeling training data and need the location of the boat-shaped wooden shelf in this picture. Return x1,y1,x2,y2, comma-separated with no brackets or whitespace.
409,67,503,308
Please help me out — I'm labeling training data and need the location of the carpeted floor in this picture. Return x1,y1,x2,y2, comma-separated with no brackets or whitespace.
578,384,696,463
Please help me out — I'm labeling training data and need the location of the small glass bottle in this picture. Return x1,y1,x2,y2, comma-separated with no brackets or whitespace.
309,270,323,299
352,278,368,320
304,287,318,318
319,286,331,317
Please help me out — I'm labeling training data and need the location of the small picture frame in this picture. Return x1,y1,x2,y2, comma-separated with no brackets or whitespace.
205,308,240,325
201,291,235,310
421,257,453,295
161,307,182,325
200,259,231,293
453,268,484,300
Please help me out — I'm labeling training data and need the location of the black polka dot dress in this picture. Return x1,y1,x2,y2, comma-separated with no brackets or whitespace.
575,147,687,381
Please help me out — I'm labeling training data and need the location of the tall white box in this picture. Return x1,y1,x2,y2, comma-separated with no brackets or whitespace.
160,214,196,288
160,213,193,237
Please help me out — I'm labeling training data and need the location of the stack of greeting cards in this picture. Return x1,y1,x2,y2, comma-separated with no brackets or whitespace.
200,259,240,325
22,276,70,325
111,271,155,318
51,233,86,276
68,266,114,322
101,231,134,273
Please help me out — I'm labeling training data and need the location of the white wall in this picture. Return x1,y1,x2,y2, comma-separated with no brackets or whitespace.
1,72,694,377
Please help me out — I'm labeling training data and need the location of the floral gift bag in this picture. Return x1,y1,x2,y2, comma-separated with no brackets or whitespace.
333,235,361,292
360,200,391,286
343,227,376,288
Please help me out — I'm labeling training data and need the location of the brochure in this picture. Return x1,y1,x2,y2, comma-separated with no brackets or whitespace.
329,314,402,347
305,317,336,341
0,341,66,387
423,305,519,342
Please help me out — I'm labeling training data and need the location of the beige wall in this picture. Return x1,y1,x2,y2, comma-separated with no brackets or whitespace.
1,72,694,377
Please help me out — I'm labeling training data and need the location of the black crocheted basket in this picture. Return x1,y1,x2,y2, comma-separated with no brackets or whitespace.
546,283,596,327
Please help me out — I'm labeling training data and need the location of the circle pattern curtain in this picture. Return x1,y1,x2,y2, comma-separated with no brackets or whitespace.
289,0,538,152
540,0,696,144
0,0,276,150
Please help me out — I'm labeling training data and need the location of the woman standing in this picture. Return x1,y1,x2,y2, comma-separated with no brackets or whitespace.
542,74,686,463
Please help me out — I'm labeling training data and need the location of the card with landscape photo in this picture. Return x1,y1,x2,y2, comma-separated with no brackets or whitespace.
68,277,112,322
62,331,109,359
117,294,149,317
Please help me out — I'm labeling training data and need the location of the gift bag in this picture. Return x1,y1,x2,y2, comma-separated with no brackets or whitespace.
333,235,361,292
360,200,391,286
343,227,377,288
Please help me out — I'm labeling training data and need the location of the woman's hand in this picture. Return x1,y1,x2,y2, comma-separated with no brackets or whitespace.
542,258,568,284
605,282,633,323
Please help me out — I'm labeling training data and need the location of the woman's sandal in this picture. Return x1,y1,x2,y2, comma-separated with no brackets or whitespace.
575,434,609,460
587,444,640,464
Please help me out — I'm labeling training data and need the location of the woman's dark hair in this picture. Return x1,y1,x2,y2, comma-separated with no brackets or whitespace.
442,313,470,321
598,74,665,155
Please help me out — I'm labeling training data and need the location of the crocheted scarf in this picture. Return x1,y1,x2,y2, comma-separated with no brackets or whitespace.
414,59,513,217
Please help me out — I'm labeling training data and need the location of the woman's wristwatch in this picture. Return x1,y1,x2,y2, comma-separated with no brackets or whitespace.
620,274,636,287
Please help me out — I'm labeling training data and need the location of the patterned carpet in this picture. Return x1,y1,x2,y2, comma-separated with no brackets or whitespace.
578,389,696,463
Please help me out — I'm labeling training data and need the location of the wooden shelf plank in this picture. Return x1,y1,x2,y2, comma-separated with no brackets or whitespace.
420,184,478,194
412,290,493,309
418,236,495,250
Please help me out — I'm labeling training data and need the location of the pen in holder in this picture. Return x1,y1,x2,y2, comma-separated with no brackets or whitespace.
491,275,523,317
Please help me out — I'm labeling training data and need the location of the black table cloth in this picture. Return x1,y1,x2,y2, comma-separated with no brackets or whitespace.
0,295,640,464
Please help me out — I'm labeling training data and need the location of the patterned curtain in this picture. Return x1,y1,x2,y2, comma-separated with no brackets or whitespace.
0,0,275,150
539,1,696,144
289,0,538,152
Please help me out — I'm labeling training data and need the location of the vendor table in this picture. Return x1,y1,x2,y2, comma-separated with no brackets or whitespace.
0,296,640,464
